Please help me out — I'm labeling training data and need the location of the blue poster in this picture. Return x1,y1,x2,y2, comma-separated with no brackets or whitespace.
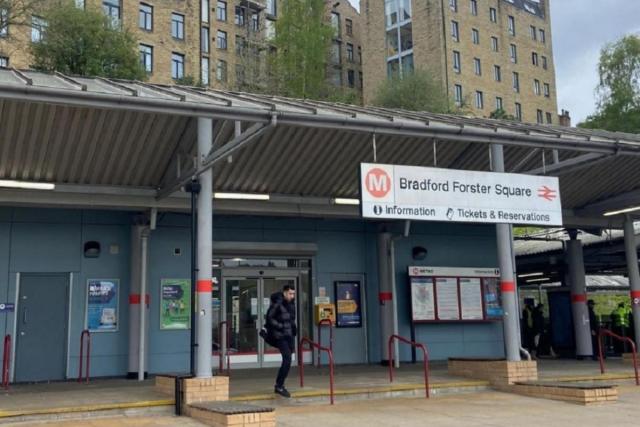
87,279,119,332
335,281,362,328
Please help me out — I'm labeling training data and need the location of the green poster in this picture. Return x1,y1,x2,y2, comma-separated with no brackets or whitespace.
160,279,191,330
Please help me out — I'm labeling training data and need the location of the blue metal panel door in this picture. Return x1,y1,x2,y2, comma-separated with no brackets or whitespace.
15,274,69,382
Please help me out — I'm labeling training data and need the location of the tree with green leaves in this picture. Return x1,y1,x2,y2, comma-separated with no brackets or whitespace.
579,35,640,133
372,70,454,113
490,108,517,121
30,2,145,80
271,0,333,99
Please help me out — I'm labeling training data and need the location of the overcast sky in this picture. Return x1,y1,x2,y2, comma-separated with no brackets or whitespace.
550,0,640,124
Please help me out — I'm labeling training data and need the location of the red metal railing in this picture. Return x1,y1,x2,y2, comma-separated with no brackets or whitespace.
598,328,639,386
2,334,11,390
299,337,335,405
78,329,91,383
316,319,334,367
218,321,231,375
388,334,430,398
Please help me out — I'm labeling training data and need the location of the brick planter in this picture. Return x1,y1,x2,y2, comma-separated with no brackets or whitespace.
448,358,538,385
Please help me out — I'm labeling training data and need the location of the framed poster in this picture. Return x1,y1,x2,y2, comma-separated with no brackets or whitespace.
483,277,504,318
160,279,191,330
411,277,436,321
435,278,460,320
86,279,119,332
335,281,362,328
460,278,483,320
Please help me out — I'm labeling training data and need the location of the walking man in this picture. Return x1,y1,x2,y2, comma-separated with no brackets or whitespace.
265,284,297,398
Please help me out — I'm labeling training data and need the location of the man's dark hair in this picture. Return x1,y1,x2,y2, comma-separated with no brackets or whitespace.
283,284,295,292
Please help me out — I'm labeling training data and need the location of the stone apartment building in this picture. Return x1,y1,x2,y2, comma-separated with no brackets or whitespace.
0,0,363,95
363,0,559,124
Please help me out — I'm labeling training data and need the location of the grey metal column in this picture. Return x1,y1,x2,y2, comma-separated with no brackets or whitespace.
377,232,395,363
196,117,213,378
566,230,592,357
624,216,640,346
491,144,521,361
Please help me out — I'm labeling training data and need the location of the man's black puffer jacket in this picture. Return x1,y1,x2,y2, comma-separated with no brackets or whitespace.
265,292,297,341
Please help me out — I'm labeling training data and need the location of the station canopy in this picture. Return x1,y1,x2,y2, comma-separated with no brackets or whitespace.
1,68,640,229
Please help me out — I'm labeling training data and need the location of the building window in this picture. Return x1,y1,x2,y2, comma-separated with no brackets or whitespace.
454,84,463,106
0,56,8,67
546,112,552,124
359,71,363,89
510,43,517,63
474,57,481,76
515,103,522,121
537,109,543,124
331,41,341,65
494,65,501,82
539,28,546,43
236,64,244,83
201,57,209,86
472,28,479,45
0,8,9,37
346,18,353,36
103,0,120,27
217,1,227,21
385,0,414,80
31,16,47,43
450,0,457,12
139,3,152,30
236,35,245,54
544,83,550,97
508,15,515,36
347,69,355,88
139,44,153,73
358,46,362,64
171,53,184,79
202,0,209,23
534,79,541,95
532,52,538,66
489,7,497,23
266,0,277,16
347,43,354,62
235,6,245,26
216,30,227,49
530,25,537,40
171,13,184,40
201,27,210,53
542,55,548,70
512,72,519,92
250,11,259,32
451,21,459,42
470,0,477,16
491,36,498,52
453,50,461,73
331,12,340,38
496,97,503,111
216,59,227,82
475,91,484,109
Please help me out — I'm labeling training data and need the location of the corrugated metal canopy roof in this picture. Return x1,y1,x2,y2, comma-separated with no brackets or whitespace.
1,68,640,224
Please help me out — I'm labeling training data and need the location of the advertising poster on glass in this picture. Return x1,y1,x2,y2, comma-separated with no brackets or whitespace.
335,281,362,328
86,279,119,332
160,279,191,330
483,277,504,318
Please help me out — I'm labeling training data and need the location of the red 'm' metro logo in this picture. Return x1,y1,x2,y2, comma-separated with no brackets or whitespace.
537,185,557,201
365,168,391,198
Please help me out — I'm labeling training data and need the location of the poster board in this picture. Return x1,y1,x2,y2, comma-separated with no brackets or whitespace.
86,279,119,332
160,279,191,330
409,267,501,323
335,280,362,328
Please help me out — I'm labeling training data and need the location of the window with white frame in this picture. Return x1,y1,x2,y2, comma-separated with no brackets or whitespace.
491,36,498,52
171,13,184,40
534,79,541,95
266,0,277,17
474,57,481,76
0,56,8,67
539,28,546,43
217,30,227,49
385,0,413,79
216,59,227,82
544,82,550,97
202,27,210,53
494,65,501,82
470,0,477,16
450,0,457,12
217,1,227,21
512,71,519,92
331,12,340,38
103,0,120,28
475,91,484,109
0,8,8,37
454,84,463,106
508,15,515,36
171,53,184,79
530,25,536,40
234,6,244,25
139,44,153,73
472,28,479,44
453,50,461,73
31,16,47,43
510,43,517,63
451,20,459,42
546,112,552,124
139,3,153,31
489,7,497,23
202,0,209,23
496,96,503,111
536,109,543,124
201,57,209,86
515,103,522,121
532,52,538,66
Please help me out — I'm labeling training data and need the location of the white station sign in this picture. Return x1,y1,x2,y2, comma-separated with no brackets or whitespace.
360,163,562,226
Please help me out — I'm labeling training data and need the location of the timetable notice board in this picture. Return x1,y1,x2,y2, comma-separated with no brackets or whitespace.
409,266,503,323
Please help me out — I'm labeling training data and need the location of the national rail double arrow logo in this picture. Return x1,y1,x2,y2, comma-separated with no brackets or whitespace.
537,185,557,201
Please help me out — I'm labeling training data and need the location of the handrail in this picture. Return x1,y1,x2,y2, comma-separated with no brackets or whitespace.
598,328,639,386
2,334,11,390
316,319,334,367
78,329,91,383
218,321,231,375
388,334,430,398
299,337,335,405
